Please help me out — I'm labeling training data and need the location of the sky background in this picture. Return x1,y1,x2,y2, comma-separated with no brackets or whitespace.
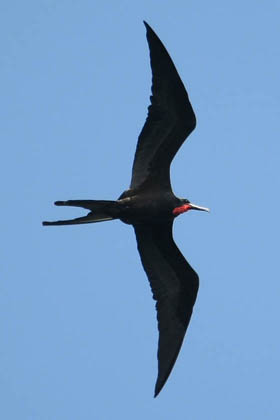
1,1,280,419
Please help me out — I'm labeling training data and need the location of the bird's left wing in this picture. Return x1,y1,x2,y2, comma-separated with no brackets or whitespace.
133,222,199,397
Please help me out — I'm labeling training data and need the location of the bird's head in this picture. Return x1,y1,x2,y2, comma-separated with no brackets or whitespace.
172,199,210,217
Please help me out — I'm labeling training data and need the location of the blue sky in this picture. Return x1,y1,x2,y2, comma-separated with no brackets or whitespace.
1,1,280,419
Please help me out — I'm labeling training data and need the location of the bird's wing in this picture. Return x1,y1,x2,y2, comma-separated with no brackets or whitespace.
133,221,199,397
130,22,196,193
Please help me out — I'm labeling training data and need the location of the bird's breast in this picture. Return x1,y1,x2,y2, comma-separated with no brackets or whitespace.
117,194,175,225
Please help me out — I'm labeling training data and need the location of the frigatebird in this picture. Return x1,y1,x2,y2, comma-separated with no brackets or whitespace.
43,21,209,397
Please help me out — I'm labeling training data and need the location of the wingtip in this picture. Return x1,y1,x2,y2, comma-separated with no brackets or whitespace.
154,375,166,398
154,382,162,398
143,20,151,31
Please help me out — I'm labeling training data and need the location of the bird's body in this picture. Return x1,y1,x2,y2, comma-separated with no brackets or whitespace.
43,22,209,397
118,191,178,224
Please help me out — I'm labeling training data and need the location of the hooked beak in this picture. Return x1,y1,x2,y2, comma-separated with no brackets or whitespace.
172,203,210,216
189,203,210,212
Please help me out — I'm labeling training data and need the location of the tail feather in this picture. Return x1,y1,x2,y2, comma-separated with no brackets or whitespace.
42,199,118,226
54,199,116,211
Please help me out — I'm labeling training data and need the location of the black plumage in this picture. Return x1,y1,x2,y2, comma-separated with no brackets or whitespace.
43,21,209,397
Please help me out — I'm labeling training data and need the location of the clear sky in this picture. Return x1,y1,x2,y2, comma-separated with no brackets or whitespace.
1,1,280,419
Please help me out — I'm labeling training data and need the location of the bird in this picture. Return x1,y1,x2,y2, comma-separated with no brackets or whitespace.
43,21,209,397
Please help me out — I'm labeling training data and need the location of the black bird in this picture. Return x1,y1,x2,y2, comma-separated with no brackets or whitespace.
43,22,209,397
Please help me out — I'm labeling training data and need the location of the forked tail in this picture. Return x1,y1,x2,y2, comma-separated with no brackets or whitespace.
42,200,118,226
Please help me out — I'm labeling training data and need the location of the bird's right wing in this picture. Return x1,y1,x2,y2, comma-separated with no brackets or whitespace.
133,222,199,397
129,22,196,193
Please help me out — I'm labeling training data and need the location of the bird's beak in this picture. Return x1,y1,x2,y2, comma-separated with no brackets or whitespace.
173,203,210,216
189,203,210,212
